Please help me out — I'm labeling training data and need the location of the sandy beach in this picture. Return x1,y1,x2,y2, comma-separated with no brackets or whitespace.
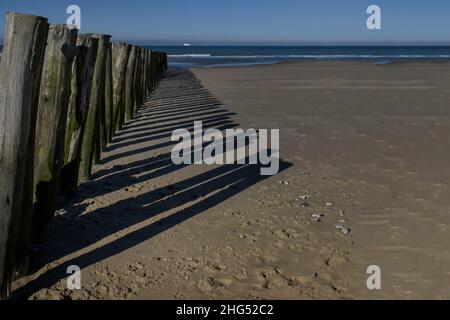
14,61,450,300
193,61,450,299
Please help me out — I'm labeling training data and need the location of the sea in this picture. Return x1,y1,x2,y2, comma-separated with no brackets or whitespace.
2,45,450,68
145,46,450,69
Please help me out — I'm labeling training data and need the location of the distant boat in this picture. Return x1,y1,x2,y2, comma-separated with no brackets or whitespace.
183,43,192,47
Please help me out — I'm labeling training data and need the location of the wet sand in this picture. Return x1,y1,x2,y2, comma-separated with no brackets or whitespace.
14,61,450,300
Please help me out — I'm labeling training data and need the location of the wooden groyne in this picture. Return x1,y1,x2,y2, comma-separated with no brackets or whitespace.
0,12,167,298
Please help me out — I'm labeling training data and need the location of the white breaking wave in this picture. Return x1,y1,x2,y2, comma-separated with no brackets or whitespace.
169,54,450,59
168,53,212,58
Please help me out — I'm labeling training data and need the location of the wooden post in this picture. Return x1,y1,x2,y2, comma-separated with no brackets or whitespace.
149,51,154,92
32,24,78,242
141,50,145,99
105,43,113,144
112,43,131,132
150,51,157,90
141,48,145,103
61,36,98,193
148,50,153,95
79,34,110,182
163,52,168,74
124,46,137,122
160,52,167,78
94,35,111,164
143,49,148,97
133,47,143,114
145,50,151,97
143,49,149,100
156,52,161,81
0,12,49,299
155,52,161,81
141,49,146,103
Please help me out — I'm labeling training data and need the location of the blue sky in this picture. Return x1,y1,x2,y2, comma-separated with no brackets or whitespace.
1,0,450,45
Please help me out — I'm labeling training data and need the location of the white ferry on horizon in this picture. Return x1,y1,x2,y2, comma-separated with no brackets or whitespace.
183,43,192,47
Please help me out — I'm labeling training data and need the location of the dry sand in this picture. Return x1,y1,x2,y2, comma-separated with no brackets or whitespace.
14,61,450,300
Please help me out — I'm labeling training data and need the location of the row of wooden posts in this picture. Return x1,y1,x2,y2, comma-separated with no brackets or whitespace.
0,12,168,298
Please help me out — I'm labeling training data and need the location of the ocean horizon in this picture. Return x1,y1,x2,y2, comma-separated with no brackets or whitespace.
3,45,450,68
144,45,450,68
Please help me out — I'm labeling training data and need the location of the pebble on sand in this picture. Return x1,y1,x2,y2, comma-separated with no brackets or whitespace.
213,277,233,287
335,225,351,235
326,255,348,266
311,213,324,222
301,202,310,208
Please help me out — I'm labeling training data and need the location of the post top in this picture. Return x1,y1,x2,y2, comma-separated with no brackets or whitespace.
6,11,48,22
81,33,112,39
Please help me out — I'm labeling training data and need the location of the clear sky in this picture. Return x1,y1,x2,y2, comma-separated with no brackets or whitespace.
1,0,450,45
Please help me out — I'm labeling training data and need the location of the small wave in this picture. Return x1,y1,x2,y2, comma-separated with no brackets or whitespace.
169,54,450,60
168,54,212,58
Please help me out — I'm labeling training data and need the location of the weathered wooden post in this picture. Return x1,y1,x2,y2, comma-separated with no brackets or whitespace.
94,35,111,164
124,46,137,122
0,12,49,299
140,49,145,101
161,52,167,78
79,34,110,182
142,48,146,100
32,24,78,241
145,50,149,95
142,49,147,101
149,50,153,94
155,52,161,81
62,36,98,193
144,49,152,96
104,43,114,144
142,49,148,99
149,51,154,91
150,51,157,90
112,43,131,132
140,49,145,100
163,52,168,74
164,52,168,75
158,53,163,80
133,47,143,114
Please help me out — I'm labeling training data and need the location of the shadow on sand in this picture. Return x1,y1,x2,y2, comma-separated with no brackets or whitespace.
14,70,292,299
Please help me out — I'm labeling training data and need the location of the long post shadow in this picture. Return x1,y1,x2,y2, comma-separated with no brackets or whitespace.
15,69,292,299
